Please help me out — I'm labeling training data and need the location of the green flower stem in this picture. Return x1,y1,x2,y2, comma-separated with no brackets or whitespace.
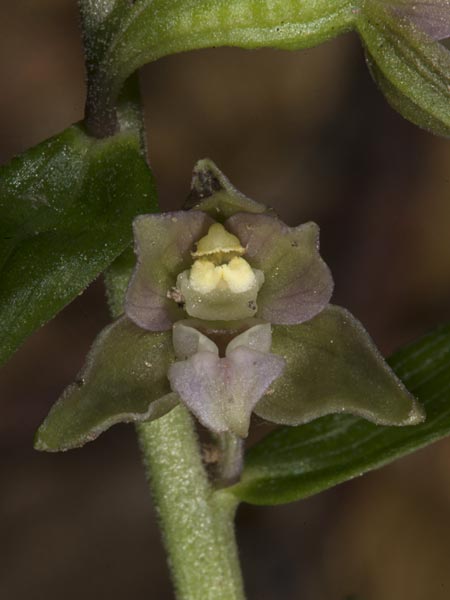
216,432,244,488
137,406,245,600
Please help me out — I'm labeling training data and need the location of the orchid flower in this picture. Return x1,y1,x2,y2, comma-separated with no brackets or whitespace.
36,160,424,452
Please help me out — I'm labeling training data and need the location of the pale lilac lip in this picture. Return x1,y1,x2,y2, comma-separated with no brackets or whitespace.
168,322,285,438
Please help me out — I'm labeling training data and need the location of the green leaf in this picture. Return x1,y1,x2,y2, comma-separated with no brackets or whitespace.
232,321,450,505
35,316,178,451
254,305,424,426
357,2,450,136
365,51,450,137
0,125,156,366
102,0,356,102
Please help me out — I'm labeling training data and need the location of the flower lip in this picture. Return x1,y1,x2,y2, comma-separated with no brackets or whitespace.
173,317,267,357
168,320,286,437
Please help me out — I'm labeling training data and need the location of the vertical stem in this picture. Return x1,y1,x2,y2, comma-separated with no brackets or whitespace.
78,0,120,137
216,433,244,487
78,4,246,598
137,406,245,600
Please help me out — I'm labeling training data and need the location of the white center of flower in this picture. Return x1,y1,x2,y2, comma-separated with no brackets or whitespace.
175,222,264,321
190,256,257,294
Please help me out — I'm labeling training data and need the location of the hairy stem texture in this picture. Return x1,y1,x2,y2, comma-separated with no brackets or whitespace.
137,406,245,600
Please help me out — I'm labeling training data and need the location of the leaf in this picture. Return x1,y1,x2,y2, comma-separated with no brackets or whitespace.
357,2,450,136
101,0,356,102
365,51,450,137
0,126,156,366
35,316,178,451
231,321,450,505
254,305,424,426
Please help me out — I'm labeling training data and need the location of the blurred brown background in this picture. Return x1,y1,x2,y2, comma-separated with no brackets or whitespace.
1,1,450,599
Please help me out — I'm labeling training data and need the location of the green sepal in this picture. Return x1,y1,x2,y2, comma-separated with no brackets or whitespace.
185,159,269,221
0,125,156,366
35,316,178,452
254,305,425,426
357,2,450,136
231,320,450,505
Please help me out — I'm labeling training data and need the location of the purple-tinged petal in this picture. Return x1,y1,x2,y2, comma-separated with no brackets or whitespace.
382,0,450,40
168,347,285,437
125,211,213,331
184,158,270,221
226,213,333,325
